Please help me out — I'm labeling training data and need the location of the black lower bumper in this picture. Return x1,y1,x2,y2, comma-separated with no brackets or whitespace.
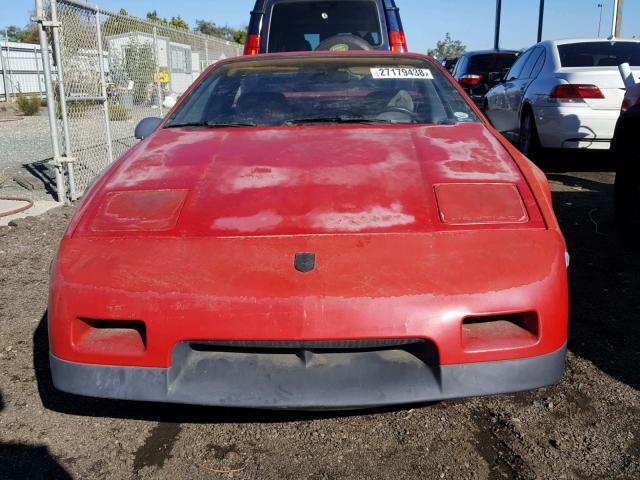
50,343,566,410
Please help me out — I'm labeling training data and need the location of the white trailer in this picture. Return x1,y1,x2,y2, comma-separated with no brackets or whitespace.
0,41,49,101
106,32,202,96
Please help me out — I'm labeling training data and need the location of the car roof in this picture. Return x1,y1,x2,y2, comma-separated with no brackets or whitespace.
462,49,519,57
252,0,396,9
215,50,433,64
546,38,640,46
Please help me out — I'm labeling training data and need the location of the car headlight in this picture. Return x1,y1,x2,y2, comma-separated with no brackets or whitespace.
434,183,528,225
89,189,188,232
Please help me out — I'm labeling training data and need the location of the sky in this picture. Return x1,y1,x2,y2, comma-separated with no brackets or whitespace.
2,0,639,52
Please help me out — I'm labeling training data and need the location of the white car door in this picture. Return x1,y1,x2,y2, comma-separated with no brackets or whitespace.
485,83,508,131
486,50,531,134
501,48,538,135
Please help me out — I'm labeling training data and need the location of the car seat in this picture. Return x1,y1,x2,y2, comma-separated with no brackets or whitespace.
236,92,291,125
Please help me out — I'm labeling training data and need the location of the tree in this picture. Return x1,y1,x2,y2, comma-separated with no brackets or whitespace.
145,11,189,31
233,29,247,45
169,16,189,31
427,33,466,59
5,24,39,44
146,10,161,23
195,20,247,45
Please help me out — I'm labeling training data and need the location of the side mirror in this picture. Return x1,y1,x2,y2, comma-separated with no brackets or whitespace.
134,117,162,140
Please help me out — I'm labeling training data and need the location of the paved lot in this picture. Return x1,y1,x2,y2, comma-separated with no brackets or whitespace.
0,151,639,480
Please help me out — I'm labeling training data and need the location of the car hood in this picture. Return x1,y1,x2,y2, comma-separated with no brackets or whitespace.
81,123,542,237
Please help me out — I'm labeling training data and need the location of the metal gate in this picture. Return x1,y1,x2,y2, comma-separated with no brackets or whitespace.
34,0,243,202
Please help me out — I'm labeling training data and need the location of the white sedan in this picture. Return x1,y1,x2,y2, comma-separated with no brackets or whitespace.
485,38,640,157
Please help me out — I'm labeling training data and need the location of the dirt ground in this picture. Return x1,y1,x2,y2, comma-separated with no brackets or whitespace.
0,151,638,480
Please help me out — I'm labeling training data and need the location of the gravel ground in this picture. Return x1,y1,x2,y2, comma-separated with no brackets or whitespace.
0,111,55,201
0,151,639,480
0,106,143,203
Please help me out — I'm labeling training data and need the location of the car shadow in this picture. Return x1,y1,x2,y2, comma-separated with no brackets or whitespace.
542,149,617,173
33,313,433,423
544,151,640,391
0,389,72,480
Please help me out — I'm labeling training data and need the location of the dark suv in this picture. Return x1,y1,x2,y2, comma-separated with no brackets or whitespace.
452,50,519,107
245,0,406,55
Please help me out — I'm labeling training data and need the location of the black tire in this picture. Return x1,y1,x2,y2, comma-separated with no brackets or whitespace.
519,110,542,161
614,143,640,243
315,35,373,52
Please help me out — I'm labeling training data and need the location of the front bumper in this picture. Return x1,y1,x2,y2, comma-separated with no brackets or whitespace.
50,342,567,409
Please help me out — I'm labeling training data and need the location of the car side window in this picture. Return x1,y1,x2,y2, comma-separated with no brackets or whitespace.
454,56,466,77
506,49,532,81
529,47,547,79
521,47,544,79
451,56,461,76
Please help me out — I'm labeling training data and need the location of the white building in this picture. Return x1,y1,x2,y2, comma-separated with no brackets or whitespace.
0,41,48,100
106,32,204,96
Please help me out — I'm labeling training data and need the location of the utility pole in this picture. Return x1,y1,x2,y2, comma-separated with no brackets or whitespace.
611,0,624,37
597,3,605,37
494,0,502,50
613,0,624,38
537,0,545,43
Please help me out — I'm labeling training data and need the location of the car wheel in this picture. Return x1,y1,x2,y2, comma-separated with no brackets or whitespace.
519,110,541,160
614,145,640,244
315,35,373,52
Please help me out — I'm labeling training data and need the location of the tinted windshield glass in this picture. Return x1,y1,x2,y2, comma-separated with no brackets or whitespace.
165,57,479,128
558,42,640,67
268,1,382,52
467,54,517,74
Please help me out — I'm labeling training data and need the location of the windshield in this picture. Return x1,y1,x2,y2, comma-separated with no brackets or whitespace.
558,42,640,67
268,0,382,52
165,56,479,128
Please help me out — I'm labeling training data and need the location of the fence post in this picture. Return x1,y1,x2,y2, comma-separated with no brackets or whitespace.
152,26,164,114
33,44,43,98
94,7,114,165
50,0,77,201
3,30,13,101
205,40,209,66
34,0,66,203
0,42,7,102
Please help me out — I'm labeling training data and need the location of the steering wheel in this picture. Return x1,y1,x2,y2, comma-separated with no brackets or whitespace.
379,106,419,119
315,34,373,52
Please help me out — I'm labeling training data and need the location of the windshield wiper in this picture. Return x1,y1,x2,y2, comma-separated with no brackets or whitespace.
164,121,256,129
283,115,394,126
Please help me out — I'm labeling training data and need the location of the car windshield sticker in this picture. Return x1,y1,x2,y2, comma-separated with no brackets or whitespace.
371,68,434,79
454,112,470,120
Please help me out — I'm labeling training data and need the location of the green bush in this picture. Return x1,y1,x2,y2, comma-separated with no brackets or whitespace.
16,95,41,116
55,99,90,120
108,102,129,121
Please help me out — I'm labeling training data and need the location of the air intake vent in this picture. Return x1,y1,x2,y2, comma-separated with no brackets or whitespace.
73,318,147,356
462,313,539,352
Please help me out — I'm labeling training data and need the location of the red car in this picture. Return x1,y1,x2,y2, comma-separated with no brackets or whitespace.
49,52,568,409
613,82,640,241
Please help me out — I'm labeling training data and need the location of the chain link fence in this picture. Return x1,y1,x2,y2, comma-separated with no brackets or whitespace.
36,0,243,201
